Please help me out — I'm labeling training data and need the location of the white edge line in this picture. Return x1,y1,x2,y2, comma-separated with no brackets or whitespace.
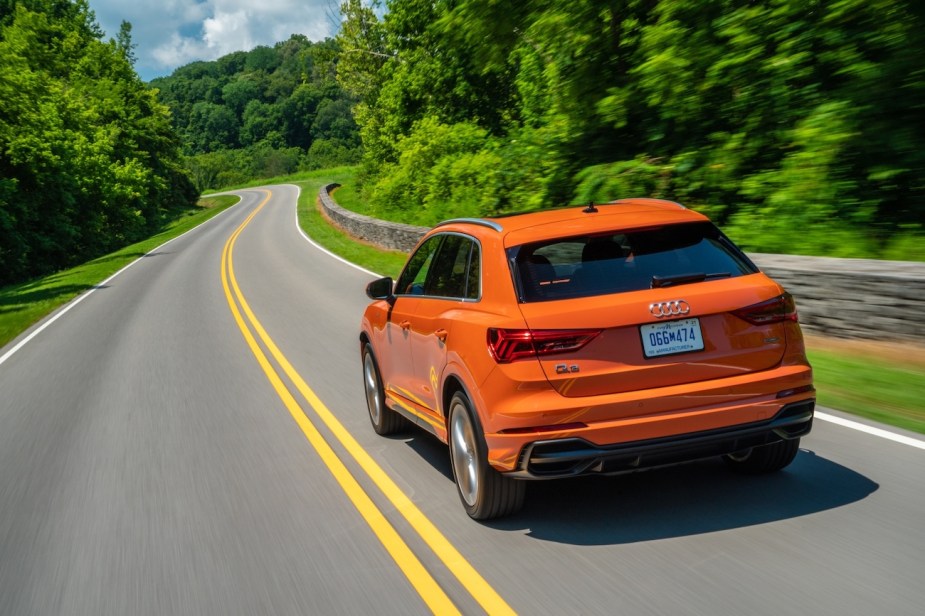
816,411,925,450
289,184,925,452
0,194,244,368
289,184,383,279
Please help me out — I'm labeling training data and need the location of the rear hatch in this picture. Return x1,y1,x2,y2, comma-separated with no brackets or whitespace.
509,221,792,397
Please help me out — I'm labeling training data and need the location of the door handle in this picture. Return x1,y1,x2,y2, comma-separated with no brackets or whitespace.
399,320,411,330
434,329,448,342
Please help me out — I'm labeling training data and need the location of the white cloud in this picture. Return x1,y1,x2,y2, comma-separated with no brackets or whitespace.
88,0,338,80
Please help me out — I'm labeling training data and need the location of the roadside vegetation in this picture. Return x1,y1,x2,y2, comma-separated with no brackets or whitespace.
0,1,198,287
806,341,925,435
149,34,361,192
336,0,925,260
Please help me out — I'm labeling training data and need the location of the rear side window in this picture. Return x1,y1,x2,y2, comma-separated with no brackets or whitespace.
512,222,757,302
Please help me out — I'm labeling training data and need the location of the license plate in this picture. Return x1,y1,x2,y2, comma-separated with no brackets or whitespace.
640,318,704,358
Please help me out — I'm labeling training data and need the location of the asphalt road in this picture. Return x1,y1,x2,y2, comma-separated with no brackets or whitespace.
1,186,922,615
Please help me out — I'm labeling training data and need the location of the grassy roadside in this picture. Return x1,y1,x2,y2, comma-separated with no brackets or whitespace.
806,338,925,434
0,195,239,349
290,168,409,278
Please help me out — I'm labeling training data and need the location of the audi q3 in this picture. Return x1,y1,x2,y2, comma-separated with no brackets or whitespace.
360,199,814,519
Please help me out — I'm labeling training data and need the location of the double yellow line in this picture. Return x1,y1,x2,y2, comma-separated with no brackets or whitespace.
220,191,516,616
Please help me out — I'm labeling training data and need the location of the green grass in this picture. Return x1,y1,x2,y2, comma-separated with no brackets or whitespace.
0,195,239,349
808,348,925,434
288,168,409,278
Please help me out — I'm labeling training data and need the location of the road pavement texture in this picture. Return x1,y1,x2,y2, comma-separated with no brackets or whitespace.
1,186,922,615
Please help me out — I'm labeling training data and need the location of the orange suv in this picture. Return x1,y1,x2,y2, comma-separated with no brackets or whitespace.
360,199,814,519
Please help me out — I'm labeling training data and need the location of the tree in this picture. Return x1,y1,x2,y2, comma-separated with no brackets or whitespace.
0,0,196,285
152,36,359,159
336,0,925,258
115,19,135,65
186,102,240,151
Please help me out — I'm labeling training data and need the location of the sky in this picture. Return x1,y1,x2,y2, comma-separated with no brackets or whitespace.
89,0,341,81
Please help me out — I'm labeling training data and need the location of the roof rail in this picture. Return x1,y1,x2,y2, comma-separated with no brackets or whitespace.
435,218,504,232
608,198,687,210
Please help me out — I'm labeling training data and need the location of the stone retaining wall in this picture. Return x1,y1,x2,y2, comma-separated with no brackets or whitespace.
749,254,925,341
319,184,925,342
320,183,425,252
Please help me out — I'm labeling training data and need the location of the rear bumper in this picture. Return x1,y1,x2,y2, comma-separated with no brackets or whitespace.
506,399,814,479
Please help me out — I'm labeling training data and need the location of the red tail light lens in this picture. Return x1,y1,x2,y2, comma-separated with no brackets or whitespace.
732,293,798,325
487,328,602,363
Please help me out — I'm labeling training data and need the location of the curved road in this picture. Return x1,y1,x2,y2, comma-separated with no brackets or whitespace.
1,187,922,615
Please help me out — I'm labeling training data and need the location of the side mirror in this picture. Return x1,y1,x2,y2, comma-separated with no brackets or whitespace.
366,276,394,301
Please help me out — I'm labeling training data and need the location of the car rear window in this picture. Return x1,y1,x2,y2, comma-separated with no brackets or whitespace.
511,222,757,302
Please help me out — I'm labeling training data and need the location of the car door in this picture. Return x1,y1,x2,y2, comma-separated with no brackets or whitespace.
385,235,442,412
408,234,480,429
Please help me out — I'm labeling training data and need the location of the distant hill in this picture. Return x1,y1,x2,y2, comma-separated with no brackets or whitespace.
148,35,360,190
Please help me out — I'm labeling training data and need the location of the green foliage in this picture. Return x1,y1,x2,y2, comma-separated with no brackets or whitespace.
185,140,361,192
335,0,925,260
882,229,925,262
184,146,297,192
0,0,196,286
151,32,363,197
365,117,504,225
152,34,359,158
574,158,669,205
336,0,389,102
304,139,362,170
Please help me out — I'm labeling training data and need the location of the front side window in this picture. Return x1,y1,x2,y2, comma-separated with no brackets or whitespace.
512,222,757,302
396,235,441,295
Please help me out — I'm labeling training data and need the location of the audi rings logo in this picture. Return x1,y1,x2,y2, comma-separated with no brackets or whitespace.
649,300,691,318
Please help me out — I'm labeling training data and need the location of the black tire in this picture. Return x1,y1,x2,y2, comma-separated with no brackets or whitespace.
362,344,407,435
723,438,801,474
447,392,525,520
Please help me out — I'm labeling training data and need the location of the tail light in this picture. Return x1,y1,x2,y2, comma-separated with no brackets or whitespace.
732,293,798,325
487,328,602,363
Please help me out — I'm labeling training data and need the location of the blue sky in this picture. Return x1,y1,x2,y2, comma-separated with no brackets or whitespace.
89,0,340,81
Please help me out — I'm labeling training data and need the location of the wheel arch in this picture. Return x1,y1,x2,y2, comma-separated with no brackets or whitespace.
442,374,467,421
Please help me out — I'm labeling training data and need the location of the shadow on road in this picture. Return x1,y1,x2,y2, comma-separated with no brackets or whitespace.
0,284,101,315
493,448,878,544
400,432,454,481
402,435,878,544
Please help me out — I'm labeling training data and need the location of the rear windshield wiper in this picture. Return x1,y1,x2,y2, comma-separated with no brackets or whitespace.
651,272,731,288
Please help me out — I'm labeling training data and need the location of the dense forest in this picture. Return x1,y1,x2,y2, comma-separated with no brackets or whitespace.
2,0,923,286
149,36,361,191
0,0,197,285
337,0,925,259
